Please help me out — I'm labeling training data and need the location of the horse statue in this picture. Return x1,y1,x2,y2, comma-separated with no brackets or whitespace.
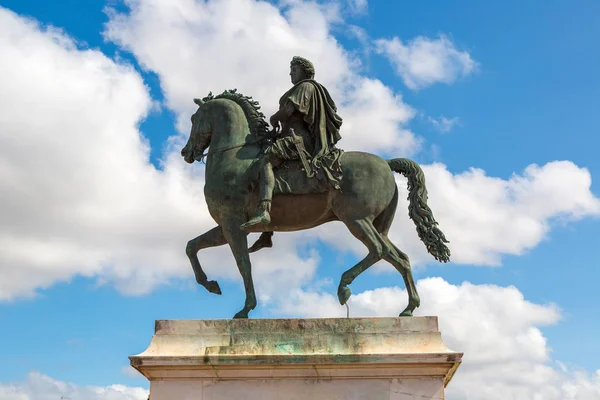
180,89,450,319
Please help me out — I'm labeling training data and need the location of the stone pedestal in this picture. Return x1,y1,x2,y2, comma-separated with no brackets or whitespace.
130,317,462,400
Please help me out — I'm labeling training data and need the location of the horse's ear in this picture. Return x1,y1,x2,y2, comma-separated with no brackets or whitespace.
193,98,203,106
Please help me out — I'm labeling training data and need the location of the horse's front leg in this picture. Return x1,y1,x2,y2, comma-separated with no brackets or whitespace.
186,225,227,295
222,218,257,318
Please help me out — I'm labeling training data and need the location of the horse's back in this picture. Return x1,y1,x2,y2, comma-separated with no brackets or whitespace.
332,151,396,220
250,151,397,232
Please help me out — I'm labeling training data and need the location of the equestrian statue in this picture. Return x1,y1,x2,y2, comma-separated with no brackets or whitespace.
181,56,450,319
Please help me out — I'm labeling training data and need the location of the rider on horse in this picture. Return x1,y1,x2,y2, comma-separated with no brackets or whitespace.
241,56,344,230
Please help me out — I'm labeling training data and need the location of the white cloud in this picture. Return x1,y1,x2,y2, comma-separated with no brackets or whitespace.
428,115,460,133
375,34,478,90
345,0,368,15
312,160,600,268
274,278,600,400
0,6,317,302
103,0,419,156
0,372,148,400
337,77,420,154
405,161,600,266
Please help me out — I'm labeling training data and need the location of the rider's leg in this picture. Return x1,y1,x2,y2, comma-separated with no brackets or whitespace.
241,156,277,230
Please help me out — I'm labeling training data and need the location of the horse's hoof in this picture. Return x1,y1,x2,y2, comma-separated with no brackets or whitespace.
205,280,222,295
399,308,413,317
233,309,249,319
198,279,222,295
337,286,351,305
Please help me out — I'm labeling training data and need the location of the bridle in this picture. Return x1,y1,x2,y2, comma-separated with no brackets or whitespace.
193,128,277,162
195,142,248,162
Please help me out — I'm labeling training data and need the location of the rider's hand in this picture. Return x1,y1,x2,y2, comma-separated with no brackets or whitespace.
270,116,280,132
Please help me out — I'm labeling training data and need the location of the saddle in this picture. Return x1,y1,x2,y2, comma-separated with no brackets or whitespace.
273,160,332,195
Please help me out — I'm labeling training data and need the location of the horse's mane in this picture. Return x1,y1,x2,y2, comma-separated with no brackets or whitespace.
201,89,270,137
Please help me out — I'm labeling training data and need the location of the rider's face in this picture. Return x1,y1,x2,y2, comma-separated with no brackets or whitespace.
290,64,303,84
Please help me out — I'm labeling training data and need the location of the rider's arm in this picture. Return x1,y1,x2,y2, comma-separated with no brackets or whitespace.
270,101,296,127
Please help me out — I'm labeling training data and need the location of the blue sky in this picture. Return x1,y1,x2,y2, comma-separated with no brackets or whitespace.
0,0,599,399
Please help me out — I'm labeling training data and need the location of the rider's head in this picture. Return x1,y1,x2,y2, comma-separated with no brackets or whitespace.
290,56,315,82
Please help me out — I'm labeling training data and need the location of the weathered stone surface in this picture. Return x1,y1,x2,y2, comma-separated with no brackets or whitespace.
148,378,444,400
130,317,462,399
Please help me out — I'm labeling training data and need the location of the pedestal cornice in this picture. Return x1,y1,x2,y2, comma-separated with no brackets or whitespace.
130,316,462,387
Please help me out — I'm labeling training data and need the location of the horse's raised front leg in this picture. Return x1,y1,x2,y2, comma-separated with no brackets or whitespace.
222,218,257,319
186,225,227,295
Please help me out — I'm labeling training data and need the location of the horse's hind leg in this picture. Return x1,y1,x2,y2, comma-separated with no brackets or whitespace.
382,239,420,316
374,186,421,315
186,225,227,295
337,218,387,305
338,216,420,316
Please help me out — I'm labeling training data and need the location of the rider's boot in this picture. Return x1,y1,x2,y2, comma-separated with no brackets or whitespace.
241,160,274,230
249,231,274,253
241,199,271,230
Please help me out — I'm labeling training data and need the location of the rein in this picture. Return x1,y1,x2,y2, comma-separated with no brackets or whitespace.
196,142,247,162
195,128,276,162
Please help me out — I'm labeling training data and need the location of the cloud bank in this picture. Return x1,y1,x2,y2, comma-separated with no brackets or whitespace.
274,278,600,400
375,34,478,90
0,372,147,400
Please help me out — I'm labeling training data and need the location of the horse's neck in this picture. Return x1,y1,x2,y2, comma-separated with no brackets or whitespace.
205,103,252,171
208,126,248,160
208,102,248,148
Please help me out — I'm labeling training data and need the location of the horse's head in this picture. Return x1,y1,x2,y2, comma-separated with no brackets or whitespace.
181,98,212,164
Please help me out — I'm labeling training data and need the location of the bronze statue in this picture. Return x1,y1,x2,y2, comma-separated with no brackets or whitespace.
241,56,343,230
181,57,450,319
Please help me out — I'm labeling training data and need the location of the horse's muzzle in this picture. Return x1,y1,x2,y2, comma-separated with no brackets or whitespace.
181,147,194,164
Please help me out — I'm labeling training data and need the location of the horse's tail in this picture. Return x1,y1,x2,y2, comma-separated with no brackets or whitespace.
387,158,451,263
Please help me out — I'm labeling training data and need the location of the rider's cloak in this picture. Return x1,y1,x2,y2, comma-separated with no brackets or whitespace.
279,79,343,159
277,79,344,190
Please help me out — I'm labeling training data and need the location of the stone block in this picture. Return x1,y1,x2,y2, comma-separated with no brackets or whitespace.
130,317,462,399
